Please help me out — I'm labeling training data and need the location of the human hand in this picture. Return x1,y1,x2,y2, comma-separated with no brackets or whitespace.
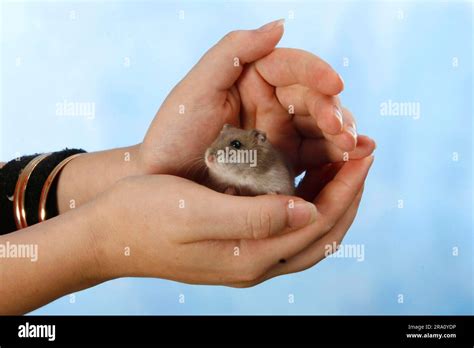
89,156,372,287
138,19,375,181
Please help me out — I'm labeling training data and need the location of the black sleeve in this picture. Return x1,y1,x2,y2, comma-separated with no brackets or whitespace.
0,148,86,235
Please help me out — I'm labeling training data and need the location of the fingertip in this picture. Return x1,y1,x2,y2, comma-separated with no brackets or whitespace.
254,19,285,45
323,71,345,95
361,135,377,153
337,73,345,93
256,18,285,32
345,154,374,182
362,154,375,169
371,138,377,150
353,135,376,156
367,137,377,153
339,131,357,152
318,105,344,135
331,105,344,134
287,199,318,230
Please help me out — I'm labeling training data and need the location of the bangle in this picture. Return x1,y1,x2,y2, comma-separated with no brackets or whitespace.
1,148,87,235
13,153,52,229
38,153,82,222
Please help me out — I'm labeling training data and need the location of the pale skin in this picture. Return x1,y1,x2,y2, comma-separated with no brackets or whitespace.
0,20,376,314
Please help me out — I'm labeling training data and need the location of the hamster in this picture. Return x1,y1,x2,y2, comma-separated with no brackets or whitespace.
204,124,295,196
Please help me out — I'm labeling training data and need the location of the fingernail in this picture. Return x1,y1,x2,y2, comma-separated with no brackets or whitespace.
365,155,375,169
334,105,343,128
257,19,285,32
346,124,357,139
371,137,377,150
338,73,345,89
287,200,317,229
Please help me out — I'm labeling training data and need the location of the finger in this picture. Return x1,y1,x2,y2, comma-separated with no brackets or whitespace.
305,90,344,135
275,84,308,115
186,19,285,93
321,107,358,151
276,85,343,135
263,185,365,280
313,156,373,229
254,48,344,95
246,157,373,267
298,135,376,169
181,193,317,242
293,113,324,138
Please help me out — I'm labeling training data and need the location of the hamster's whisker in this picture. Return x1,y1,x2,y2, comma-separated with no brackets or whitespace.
180,156,209,180
175,155,205,172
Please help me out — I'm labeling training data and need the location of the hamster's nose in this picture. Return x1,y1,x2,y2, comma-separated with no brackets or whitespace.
207,154,215,163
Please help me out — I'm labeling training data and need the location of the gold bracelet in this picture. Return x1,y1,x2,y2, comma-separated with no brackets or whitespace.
38,153,82,222
13,153,52,230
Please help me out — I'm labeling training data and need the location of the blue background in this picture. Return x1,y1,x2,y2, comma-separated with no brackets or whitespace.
1,0,472,314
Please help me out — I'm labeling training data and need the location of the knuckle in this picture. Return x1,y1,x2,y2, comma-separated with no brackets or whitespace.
307,92,321,114
332,177,353,192
243,267,263,283
222,30,238,42
316,213,334,235
231,257,262,283
247,264,264,282
229,279,259,288
223,30,241,43
324,218,335,234
246,206,272,240
230,283,250,289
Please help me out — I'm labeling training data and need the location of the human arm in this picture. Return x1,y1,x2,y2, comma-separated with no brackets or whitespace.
0,155,372,314
0,200,105,314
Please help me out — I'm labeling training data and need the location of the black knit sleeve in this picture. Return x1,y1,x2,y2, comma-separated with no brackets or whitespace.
0,148,86,235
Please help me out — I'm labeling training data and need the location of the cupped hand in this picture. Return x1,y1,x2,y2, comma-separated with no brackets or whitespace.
90,156,373,287
138,19,375,181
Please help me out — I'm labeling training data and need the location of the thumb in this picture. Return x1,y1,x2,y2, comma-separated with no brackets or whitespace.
186,19,285,92
187,193,317,242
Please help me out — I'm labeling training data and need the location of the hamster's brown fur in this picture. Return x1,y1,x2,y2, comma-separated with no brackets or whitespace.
204,124,295,196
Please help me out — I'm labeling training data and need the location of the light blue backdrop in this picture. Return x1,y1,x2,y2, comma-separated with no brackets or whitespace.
0,0,472,315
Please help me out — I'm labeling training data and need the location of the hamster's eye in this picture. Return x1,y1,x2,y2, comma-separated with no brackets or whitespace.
230,140,242,149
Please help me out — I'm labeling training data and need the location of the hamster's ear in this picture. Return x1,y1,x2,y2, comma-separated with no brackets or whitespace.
251,129,267,144
222,123,233,131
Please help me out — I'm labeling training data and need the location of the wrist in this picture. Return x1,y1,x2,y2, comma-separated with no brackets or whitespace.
135,141,174,176
86,177,147,280
83,192,127,281
56,144,142,214
122,143,142,177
